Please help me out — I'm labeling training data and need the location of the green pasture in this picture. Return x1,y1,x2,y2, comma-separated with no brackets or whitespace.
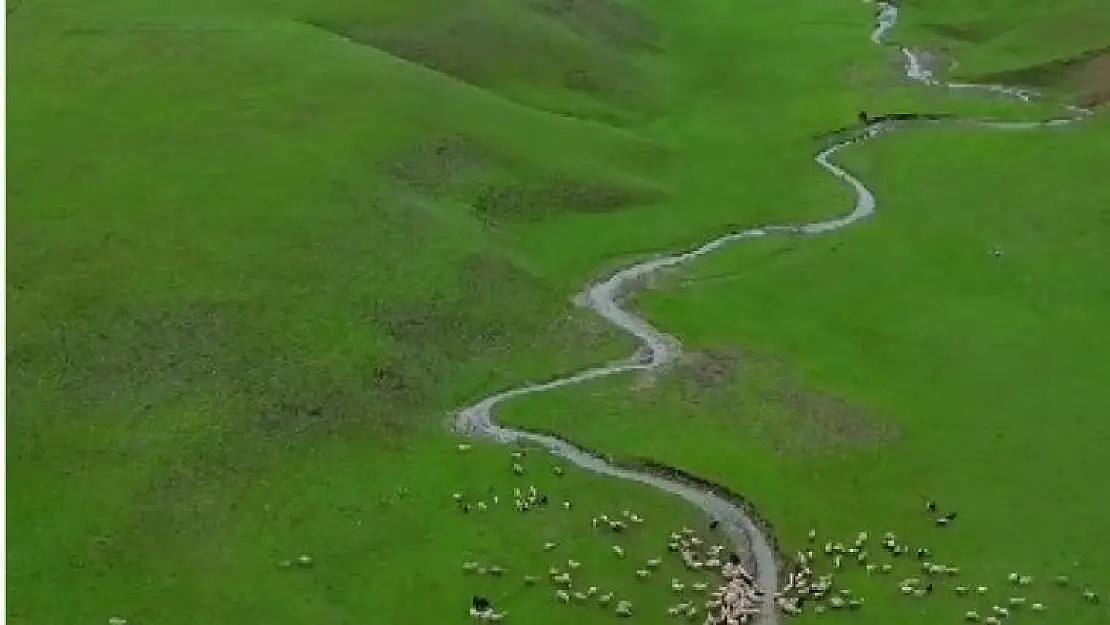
8,0,1109,621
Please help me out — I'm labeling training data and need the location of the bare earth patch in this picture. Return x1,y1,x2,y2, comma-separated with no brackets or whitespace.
641,347,898,454
976,45,1110,106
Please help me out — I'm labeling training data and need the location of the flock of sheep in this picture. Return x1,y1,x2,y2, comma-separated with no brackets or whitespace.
453,444,763,623
772,499,1100,622
453,445,1101,623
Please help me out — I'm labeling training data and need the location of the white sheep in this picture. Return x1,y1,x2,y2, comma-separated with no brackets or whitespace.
511,451,523,460
586,586,598,597
1031,603,1046,611
615,600,633,617
562,501,572,510
630,514,643,523
671,579,686,592
1008,597,1026,607
612,545,625,557
108,619,128,625
1082,590,1099,603
556,590,570,603
646,558,662,569
458,443,472,451
985,618,1000,625
991,606,1010,618
636,569,651,580
692,582,708,592
964,611,981,622
1018,575,1033,586
477,501,488,512
523,575,538,585
512,463,524,475
977,586,989,594
572,592,588,603
554,573,572,586
543,542,558,551
462,561,479,572
566,559,581,570
597,593,614,605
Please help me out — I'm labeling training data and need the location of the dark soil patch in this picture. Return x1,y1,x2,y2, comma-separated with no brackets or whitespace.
386,134,495,194
471,175,662,222
661,346,898,454
526,0,659,51
1077,51,1110,107
976,45,1110,103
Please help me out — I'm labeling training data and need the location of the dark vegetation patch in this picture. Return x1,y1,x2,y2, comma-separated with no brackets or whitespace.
305,5,652,120
922,20,996,44
976,45,1110,103
526,0,659,51
655,347,898,454
471,174,664,222
386,134,496,194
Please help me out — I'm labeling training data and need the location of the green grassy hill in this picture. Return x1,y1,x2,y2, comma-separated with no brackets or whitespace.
8,0,1109,622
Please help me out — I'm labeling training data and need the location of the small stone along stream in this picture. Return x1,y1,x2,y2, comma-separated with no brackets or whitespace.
454,3,1092,623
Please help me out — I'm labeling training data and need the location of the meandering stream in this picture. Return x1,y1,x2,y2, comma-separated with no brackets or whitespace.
454,4,1091,622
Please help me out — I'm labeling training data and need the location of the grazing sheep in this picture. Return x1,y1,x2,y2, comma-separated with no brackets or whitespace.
453,492,464,502
554,573,572,586
615,600,633,617
572,592,588,603
670,579,686,592
612,545,626,557
586,586,598,597
1054,575,1070,586
566,560,581,570
636,569,651,580
477,501,488,512
1082,590,1099,604
964,611,981,622
1008,597,1026,607
848,599,863,610
511,451,523,460
808,529,817,542
955,586,969,595
692,582,708,592
977,586,989,594
556,590,571,603
512,464,524,476
629,513,643,524
473,596,492,612
488,566,504,577
553,466,564,476
462,562,479,573
925,499,937,512
562,501,572,510
458,443,472,451
597,593,614,606
1031,603,1045,611
880,564,893,573
543,542,558,552
108,619,128,625
1018,575,1033,586
646,558,662,569
548,567,560,576
668,542,681,552
984,618,1001,625
667,606,683,616
488,613,505,623
991,606,1009,618
477,567,488,576
523,575,539,586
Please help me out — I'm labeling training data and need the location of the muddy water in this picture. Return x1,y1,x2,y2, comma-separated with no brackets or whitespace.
454,4,1090,623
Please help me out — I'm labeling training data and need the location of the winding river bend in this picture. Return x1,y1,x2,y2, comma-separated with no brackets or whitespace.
454,4,1091,622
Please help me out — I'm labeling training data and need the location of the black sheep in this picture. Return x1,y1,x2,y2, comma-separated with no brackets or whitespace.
472,596,491,612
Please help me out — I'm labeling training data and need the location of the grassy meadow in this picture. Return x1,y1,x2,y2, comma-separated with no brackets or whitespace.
8,0,1109,622
499,1,1110,624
